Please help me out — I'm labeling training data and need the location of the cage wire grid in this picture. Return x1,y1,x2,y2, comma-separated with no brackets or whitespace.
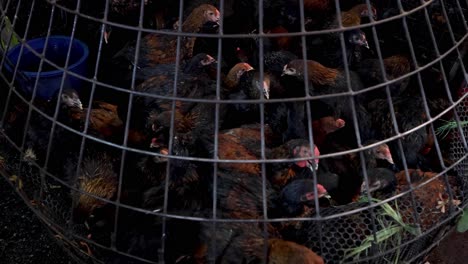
0,0,468,263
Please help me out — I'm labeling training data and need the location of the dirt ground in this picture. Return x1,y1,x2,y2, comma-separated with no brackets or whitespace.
425,231,468,264
0,176,73,264
0,174,467,264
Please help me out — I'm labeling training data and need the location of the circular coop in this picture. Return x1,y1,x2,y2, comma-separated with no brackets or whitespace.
1,0,468,263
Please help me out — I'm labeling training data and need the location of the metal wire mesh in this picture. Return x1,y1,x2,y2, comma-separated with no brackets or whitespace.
0,0,468,263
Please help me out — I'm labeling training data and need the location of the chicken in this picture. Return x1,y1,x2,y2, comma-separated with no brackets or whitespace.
139,135,202,211
355,55,412,101
312,116,346,147
335,4,377,28
217,123,278,156
109,0,148,16
223,62,255,92
269,139,320,189
78,101,124,143
306,3,376,68
360,167,397,199
301,0,332,14
215,131,262,175
131,52,217,83
194,219,324,264
2,89,83,172
131,53,219,147
71,153,118,224
192,21,220,61
282,59,363,95
280,179,330,216
282,59,363,109
367,96,431,169
281,59,370,143
113,4,220,70
319,139,397,205
224,70,272,128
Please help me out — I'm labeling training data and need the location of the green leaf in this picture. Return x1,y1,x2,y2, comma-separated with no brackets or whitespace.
456,208,468,233
1,16,21,51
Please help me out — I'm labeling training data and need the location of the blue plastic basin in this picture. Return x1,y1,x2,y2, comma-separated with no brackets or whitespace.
4,36,89,100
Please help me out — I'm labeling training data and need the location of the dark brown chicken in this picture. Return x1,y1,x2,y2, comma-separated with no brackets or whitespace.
280,179,330,216
224,69,272,128
356,55,412,101
305,3,376,68
319,139,397,204
269,139,321,189
132,52,216,84
113,4,220,69
367,95,438,169
131,53,219,148
139,134,201,211
282,59,369,142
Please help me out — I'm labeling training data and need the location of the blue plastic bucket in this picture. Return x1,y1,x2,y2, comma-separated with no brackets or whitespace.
4,36,89,100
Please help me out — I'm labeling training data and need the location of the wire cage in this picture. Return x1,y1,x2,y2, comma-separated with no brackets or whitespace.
0,0,468,263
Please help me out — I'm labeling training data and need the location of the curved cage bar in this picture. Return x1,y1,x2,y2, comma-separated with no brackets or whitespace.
1,0,468,263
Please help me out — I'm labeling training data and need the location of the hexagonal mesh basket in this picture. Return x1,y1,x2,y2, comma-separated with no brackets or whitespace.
0,0,467,263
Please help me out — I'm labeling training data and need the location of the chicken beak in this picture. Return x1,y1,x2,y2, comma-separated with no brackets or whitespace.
382,148,394,164
386,155,394,165
363,40,370,49
360,182,366,193
262,81,270,99
103,25,112,44
74,98,83,110
150,138,160,149
307,160,318,171
281,65,288,76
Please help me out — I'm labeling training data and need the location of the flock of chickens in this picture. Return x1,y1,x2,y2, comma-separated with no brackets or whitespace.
1,0,467,263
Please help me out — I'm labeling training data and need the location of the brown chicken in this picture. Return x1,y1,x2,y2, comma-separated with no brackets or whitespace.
282,59,364,95
302,0,332,14
114,4,220,69
338,4,377,28
223,62,255,92
73,154,118,222
395,169,461,230
78,101,124,143
282,59,366,127
312,116,346,147
216,131,262,175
